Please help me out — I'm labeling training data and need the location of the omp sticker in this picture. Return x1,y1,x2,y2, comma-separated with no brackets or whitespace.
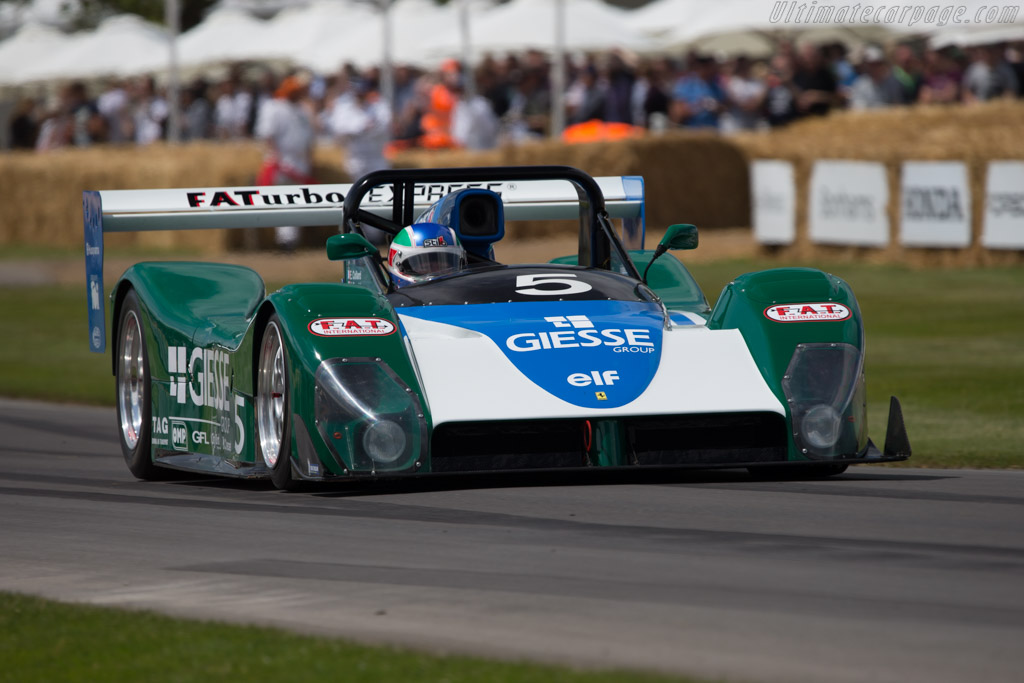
309,318,396,337
170,421,188,451
764,303,852,323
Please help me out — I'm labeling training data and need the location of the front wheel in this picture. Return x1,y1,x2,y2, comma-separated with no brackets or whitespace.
115,290,165,480
256,316,298,491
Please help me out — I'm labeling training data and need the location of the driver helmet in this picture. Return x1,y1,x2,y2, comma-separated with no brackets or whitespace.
386,223,466,287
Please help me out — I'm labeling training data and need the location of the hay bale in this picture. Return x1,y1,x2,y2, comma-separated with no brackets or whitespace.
392,133,750,240
0,141,265,252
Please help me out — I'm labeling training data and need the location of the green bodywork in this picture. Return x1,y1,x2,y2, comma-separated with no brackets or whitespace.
708,268,869,459
111,262,430,480
114,253,876,480
555,253,871,462
550,250,711,316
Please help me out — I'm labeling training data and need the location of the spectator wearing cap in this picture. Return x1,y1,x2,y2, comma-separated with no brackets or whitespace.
669,55,725,129
849,46,907,109
255,74,315,251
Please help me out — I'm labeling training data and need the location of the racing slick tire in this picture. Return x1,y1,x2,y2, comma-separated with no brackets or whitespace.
115,289,166,480
256,315,299,491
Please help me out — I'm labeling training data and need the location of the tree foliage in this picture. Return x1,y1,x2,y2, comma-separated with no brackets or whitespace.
64,0,219,32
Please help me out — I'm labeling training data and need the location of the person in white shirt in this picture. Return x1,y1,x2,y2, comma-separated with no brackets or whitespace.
328,79,392,245
329,79,391,180
255,75,315,251
214,73,253,140
720,56,767,133
450,76,499,150
131,76,168,145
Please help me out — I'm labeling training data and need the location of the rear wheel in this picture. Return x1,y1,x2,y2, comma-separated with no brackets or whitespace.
256,316,297,491
116,290,164,480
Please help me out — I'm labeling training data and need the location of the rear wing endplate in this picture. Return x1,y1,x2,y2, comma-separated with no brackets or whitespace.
84,176,645,352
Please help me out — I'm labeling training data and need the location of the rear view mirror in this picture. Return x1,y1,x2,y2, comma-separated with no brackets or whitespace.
326,233,377,261
643,224,698,285
659,224,699,251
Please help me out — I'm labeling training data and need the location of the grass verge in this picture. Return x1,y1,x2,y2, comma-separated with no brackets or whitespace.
1,259,1021,468
0,592,687,683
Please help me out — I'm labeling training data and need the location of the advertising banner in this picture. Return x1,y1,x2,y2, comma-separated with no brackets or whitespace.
900,161,971,248
751,160,796,245
809,161,889,247
982,161,1024,250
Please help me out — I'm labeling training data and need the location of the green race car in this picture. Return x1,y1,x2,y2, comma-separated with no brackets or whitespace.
84,165,910,490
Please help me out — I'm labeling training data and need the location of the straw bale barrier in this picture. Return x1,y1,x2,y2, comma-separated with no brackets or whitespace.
0,134,748,252
391,133,750,240
731,100,1024,266
0,142,349,252
1,102,1020,267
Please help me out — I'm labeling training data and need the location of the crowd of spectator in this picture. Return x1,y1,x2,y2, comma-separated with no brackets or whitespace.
7,39,1024,156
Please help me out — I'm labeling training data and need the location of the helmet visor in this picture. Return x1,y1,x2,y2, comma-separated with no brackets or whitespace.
397,250,463,278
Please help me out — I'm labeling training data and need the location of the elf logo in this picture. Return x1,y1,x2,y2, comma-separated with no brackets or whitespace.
567,370,619,387
764,303,852,323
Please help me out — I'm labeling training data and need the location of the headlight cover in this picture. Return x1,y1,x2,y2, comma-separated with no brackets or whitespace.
781,343,867,459
314,358,425,473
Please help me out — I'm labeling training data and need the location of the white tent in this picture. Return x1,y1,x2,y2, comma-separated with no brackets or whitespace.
174,8,276,70
626,0,704,37
930,24,1024,49
297,0,474,72
644,0,914,55
0,21,69,85
262,0,377,67
419,0,646,62
11,14,168,84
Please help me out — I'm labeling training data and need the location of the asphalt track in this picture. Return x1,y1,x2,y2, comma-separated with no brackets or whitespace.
1,397,1022,683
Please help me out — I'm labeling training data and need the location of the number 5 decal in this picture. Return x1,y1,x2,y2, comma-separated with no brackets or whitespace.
515,273,593,296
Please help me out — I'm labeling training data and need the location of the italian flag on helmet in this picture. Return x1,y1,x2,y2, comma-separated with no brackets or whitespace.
387,223,465,287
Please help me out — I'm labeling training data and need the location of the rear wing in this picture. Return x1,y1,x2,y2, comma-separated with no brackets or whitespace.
84,174,645,352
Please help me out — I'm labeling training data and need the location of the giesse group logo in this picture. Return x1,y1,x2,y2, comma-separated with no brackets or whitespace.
505,315,655,354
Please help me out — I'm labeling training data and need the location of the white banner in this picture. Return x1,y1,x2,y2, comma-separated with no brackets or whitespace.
751,160,796,245
982,161,1024,250
900,161,971,248
809,161,889,247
